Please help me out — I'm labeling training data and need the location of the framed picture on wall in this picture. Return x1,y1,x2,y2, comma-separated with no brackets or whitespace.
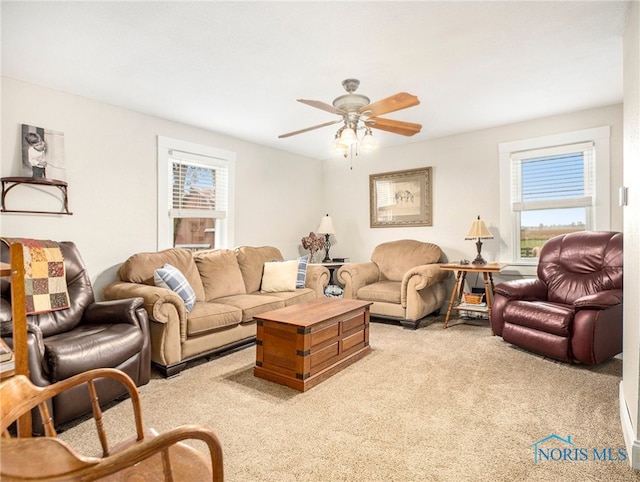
369,167,433,227
21,124,66,180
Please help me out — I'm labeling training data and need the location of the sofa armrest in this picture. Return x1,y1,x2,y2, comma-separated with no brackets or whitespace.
337,262,380,299
103,282,187,325
574,289,623,310
401,264,451,305
305,265,330,297
402,264,451,290
104,281,186,367
493,278,547,301
82,298,146,327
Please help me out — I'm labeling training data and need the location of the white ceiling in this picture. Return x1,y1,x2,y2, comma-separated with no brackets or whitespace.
1,1,630,160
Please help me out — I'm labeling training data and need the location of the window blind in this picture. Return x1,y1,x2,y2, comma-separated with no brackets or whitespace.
511,141,594,212
168,149,228,219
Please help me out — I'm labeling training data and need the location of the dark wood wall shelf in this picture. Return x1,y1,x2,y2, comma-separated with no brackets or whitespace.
1,176,72,215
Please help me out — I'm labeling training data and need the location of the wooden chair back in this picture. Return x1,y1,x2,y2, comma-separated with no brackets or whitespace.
0,368,223,481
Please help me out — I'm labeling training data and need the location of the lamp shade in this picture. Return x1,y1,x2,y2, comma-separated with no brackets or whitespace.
317,214,336,234
465,215,493,240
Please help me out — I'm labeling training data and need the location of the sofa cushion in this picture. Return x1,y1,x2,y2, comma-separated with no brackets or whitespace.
357,281,402,304
194,250,246,301
538,231,623,305
261,260,298,293
187,302,242,337
118,248,205,302
372,240,443,282
235,246,284,293
154,263,197,312
215,294,284,322
255,288,316,306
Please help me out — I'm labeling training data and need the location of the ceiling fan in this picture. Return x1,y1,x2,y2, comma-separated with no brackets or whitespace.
278,79,422,153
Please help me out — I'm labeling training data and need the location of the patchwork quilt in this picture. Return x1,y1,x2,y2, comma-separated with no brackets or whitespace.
2,238,71,315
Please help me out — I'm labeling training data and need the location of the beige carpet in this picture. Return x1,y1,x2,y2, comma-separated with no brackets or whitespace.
60,317,638,481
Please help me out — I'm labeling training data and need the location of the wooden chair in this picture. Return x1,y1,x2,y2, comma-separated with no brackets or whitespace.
0,368,224,481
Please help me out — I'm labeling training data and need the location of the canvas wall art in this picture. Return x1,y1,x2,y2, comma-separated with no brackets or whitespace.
21,124,66,180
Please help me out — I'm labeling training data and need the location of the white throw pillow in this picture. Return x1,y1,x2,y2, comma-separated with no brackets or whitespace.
261,260,299,293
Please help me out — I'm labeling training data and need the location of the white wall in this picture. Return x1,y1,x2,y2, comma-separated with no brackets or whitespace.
621,0,640,469
322,104,624,276
1,78,324,297
1,78,625,298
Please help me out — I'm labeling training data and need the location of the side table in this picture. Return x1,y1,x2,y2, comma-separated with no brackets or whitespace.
310,261,346,297
439,263,506,331
310,261,345,281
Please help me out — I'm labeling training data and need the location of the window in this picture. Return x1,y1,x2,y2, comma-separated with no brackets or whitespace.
499,126,610,266
157,137,235,251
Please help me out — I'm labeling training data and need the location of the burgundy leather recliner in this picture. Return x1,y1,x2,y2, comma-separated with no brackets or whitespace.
491,231,623,365
0,241,151,434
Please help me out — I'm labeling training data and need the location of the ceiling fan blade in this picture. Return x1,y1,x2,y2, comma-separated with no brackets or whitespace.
297,99,346,115
365,117,422,136
361,92,419,117
278,118,343,138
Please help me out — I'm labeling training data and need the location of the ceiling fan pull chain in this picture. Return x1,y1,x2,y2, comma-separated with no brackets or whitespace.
349,145,353,170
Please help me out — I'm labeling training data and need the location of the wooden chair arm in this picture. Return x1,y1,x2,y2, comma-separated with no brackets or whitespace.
1,368,143,440
1,425,224,481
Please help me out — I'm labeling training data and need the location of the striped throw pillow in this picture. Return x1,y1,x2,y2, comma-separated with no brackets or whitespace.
296,255,309,289
154,263,196,312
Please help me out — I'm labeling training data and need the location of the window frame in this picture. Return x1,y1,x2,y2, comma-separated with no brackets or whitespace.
157,136,235,251
499,126,610,272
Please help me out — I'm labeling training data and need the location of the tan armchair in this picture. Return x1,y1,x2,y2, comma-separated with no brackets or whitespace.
337,239,450,328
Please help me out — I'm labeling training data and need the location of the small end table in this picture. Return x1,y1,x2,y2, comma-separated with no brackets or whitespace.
310,261,346,280
309,261,346,297
440,262,506,331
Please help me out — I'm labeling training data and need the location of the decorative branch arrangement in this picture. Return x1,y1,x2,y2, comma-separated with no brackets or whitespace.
301,232,325,263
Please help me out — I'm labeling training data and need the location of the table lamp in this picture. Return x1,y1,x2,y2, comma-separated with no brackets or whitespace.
465,215,493,265
317,214,336,263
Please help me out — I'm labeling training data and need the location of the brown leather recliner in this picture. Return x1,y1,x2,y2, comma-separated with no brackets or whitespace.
0,241,151,434
491,231,622,365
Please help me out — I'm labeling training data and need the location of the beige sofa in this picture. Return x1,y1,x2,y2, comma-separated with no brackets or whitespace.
337,239,450,329
104,246,329,377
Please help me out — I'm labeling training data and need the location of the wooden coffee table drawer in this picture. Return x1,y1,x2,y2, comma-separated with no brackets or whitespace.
254,298,372,392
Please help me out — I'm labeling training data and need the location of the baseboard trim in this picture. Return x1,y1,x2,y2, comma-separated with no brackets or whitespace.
619,381,640,469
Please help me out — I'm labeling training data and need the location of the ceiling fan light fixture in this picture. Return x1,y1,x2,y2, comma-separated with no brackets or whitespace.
360,128,377,151
339,127,357,146
278,79,422,163
331,134,348,153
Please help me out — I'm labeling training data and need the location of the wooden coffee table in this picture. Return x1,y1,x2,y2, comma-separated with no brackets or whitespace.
254,298,372,392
